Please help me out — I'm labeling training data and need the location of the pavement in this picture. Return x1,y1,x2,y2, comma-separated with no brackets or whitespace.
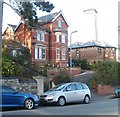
91,90,116,102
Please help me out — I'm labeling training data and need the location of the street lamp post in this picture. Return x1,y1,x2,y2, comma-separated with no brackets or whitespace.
70,31,77,82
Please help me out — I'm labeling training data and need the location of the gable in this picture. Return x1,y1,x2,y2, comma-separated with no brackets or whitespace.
52,11,69,27
38,10,69,27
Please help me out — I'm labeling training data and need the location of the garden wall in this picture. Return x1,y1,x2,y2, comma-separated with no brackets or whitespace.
1,77,37,94
97,84,115,95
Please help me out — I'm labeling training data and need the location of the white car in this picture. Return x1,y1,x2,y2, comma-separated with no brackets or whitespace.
40,82,91,106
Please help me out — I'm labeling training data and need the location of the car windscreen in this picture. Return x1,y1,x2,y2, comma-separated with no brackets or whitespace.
49,84,65,91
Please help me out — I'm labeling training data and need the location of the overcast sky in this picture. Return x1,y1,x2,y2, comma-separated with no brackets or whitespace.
2,0,119,48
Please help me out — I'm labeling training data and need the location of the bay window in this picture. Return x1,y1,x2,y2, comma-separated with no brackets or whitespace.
35,46,46,60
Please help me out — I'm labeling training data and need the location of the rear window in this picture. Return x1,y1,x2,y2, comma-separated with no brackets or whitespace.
82,83,88,89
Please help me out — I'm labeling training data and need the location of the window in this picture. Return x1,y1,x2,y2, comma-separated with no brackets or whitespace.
37,30,40,41
62,34,65,43
82,83,88,89
56,48,60,60
66,84,76,91
35,46,46,60
39,48,42,59
56,34,60,42
2,87,15,93
42,49,46,59
35,48,38,59
62,47,66,60
97,47,102,55
41,32,45,41
76,49,79,56
36,30,45,41
11,34,14,40
58,19,62,27
76,83,83,90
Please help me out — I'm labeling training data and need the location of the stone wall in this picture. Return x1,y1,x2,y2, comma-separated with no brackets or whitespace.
1,77,37,95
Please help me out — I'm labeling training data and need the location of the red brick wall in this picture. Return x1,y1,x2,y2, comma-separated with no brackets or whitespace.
3,27,14,40
97,84,115,95
71,47,116,62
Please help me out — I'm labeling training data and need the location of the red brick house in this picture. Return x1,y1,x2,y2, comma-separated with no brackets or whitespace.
69,40,117,63
2,11,69,68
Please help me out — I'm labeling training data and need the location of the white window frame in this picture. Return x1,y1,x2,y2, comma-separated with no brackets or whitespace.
35,46,46,60
62,47,66,60
56,34,60,42
62,34,66,43
56,48,60,60
39,48,42,59
35,48,38,59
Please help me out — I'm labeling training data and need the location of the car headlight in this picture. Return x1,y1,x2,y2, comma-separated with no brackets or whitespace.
46,93,56,99
49,93,56,96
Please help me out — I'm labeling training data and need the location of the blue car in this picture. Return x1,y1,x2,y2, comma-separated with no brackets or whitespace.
114,87,120,97
0,86,39,109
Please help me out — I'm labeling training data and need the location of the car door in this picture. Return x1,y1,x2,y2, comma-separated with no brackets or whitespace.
2,86,21,106
75,83,86,101
0,86,2,107
63,84,78,103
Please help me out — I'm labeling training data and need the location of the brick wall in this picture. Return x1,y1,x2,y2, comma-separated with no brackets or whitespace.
71,47,116,62
97,84,115,95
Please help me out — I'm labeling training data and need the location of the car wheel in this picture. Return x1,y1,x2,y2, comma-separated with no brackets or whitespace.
84,95,90,104
58,97,66,106
24,98,34,109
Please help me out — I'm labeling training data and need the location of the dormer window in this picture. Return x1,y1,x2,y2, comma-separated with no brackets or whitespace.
58,19,62,27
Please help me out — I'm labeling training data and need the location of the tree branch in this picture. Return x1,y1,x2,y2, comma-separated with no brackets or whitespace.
3,1,20,16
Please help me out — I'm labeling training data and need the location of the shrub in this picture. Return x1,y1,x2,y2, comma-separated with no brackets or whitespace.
52,68,71,85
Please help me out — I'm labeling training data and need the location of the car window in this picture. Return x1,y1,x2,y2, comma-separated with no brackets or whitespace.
2,87,15,93
76,83,83,90
82,83,88,89
66,84,76,91
49,84,65,91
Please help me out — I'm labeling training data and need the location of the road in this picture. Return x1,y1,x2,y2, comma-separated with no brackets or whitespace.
1,94,119,116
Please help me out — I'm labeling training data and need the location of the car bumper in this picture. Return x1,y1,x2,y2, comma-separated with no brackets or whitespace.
39,98,57,104
114,92,120,97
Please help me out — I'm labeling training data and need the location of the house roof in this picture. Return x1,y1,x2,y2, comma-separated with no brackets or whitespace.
8,24,17,30
69,40,117,49
2,24,17,35
38,10,69,26
14,20,49,32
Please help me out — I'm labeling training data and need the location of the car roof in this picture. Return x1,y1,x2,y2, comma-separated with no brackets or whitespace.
60,82,83,86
